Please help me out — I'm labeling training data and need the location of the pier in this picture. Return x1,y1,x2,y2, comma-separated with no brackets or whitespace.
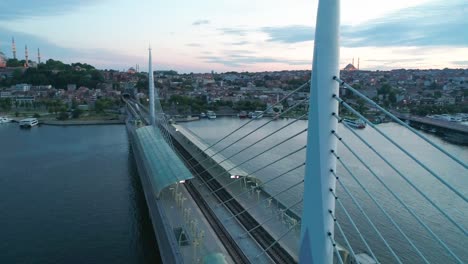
393,112,468,144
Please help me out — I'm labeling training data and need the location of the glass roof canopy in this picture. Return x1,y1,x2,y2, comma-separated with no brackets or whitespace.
172,124,259,183
134,126,193,198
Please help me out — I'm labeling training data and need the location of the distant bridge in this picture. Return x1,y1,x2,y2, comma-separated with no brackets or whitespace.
393,112,468,144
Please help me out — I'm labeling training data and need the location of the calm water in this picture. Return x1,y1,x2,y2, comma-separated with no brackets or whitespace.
182,117,468,263
0,124,159,264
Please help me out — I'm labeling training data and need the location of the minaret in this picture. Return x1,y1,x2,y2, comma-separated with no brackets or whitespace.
24,45,29,68
37,48,41,64
148,47,156,126
358,57,360,70
12,37,17,59
352,57,354,66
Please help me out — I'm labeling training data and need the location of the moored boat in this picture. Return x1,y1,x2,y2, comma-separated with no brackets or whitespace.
207,111,216,119
238,111,247,118
0,116,13,123
19,118,39,128
342,118,366,129
251,111,263,119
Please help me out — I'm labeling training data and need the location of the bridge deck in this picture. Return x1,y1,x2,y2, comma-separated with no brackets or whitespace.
159,184,235,263
127,111,237,263
172,123,301,262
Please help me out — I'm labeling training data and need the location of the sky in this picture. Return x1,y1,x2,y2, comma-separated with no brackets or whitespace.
0,0,467,72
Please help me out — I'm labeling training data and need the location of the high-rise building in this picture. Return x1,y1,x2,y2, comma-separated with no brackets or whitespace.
37,48,41,64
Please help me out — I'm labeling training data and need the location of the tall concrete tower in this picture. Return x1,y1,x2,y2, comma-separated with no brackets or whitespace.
37,48,41,64
12,37,17,59
148,47,156,126
24,45,29,68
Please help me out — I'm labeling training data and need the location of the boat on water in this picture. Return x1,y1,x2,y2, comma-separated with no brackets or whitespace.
172,115,200,122
0,117,12,123
19,118,39,128
342,118,366,129
238,111,247,118
250,110,263,119
207,110,216,119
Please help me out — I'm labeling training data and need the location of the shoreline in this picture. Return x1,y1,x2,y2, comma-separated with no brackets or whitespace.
40,120,124,126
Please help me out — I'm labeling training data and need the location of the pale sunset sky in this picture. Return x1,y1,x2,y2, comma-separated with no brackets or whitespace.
0,0,467,72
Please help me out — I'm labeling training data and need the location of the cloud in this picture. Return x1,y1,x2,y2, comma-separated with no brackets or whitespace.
261,25,314,43
186,43,202,47
343,0,467,47
452,61,468,67
231,41,249,46
192,19,210,26
0,0,102,20
258,0,467,47
200,53,310,67
218,27,249,36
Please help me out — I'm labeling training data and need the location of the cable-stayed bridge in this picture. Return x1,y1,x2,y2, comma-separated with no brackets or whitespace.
123,1,467,263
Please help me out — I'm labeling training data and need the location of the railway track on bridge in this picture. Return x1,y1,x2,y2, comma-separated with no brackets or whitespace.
173,138,296,264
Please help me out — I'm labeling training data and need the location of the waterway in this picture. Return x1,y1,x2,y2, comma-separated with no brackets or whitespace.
181,117,467,264
0,124,159,264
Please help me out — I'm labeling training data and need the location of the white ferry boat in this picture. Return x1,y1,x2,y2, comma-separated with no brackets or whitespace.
207,111,216,119
342,118,366,129
0,117,12,123
19,118,39,128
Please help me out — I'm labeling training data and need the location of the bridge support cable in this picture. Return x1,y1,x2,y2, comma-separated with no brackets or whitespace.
217,163,305,207
207,146,307,196
330,188,379,261
333,76,467,170
199,128,308,188
331,131,431,263
224,180,304,222
333,95,468,203
182,81,310,164
327,232,344,264
333,114,467,236
238,198,303,239
333,128,464,263
182,98,309,172
328,210,358,262
194,114,307,186
330,164,403,264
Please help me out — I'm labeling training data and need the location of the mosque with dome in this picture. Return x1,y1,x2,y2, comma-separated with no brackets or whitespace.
0,37,41,69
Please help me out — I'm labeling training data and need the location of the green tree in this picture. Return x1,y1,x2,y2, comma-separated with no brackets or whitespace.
57,112,69,120
388,92,397,105
0,98,12,111
71,108,83,119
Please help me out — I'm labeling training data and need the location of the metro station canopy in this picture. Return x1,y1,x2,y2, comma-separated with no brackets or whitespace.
134,126,193,198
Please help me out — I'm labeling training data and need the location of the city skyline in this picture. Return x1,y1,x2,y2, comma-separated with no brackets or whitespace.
0,0,467,73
